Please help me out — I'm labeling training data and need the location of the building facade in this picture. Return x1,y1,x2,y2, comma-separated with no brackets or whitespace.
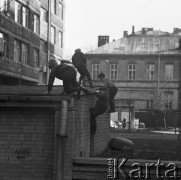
85,27,181,128
0,0,65,85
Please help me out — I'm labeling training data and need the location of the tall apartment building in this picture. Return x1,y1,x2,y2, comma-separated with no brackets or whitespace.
0,0,65,85
85,27,181,128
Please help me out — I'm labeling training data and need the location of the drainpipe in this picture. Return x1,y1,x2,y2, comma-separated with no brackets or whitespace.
56,100,68,180
46,0,51,84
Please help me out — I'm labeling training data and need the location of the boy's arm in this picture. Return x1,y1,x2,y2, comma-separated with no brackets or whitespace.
48,71,56,91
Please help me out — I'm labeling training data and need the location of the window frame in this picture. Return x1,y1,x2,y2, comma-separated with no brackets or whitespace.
33,14,40,35
40,7,48,23
59,2,63,20
51,26,56,44
128,64,136,80
22,43,28,65
58,31,63,48
165,64,173,81
22,6,29,28
146,100,153,109
51,0,56,14
164,92,173,110
110,64,118,80
40,39,48,64
146,64,155,80
33,48,39,67
0,33,8,58
14,39,21,62
0,0,9,12
92,64,100,80
15,0,21,24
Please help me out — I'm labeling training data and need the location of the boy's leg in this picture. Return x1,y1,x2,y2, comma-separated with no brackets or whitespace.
93,100,107,118
84,68,93,88
77,66,85,84
78,66,93,88
109,87,118,112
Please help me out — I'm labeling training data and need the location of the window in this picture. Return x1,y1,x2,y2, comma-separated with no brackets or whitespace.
92,64,100,80
40,40,47,63
51,26,55,44
0,0,9,12
147,100,153,109
110,64,118,80
14,39,21,62
59,2,63,20
34,14,40,34
40,7,48,22
51,0,56,14
22,43,28,64
0,33,8,58
146,64,155,80
128,64,136,80
22,6,29,28
165,64,173,81
33,48,39,67
164,92,173,110
58,31,63,48
15,1,21,24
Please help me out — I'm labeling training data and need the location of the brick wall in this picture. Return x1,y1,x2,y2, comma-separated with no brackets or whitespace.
0,86,111,180
71,95,94,157
63,94,110,180
92,112,110,156
0,107,54,180
71,95,110,157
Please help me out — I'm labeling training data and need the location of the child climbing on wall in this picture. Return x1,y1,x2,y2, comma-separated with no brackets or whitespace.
98,72,118,113
90,87,109,134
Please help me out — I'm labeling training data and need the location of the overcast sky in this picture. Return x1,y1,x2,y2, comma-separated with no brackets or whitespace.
64,0,181,58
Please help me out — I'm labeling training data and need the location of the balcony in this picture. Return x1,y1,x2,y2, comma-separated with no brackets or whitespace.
0,58,39,82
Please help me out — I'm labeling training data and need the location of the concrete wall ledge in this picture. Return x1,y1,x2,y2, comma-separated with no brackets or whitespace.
0,95,71,103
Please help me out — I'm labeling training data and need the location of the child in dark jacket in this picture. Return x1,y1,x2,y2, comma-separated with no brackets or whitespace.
45,59,89,96
90,87,109,134
72,48,93,88
45,59,78,94
98,72,118,113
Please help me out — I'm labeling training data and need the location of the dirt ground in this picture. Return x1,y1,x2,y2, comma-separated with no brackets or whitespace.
98,129,181,161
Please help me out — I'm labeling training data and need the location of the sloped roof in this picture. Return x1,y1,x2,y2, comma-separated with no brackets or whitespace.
86,31,181,55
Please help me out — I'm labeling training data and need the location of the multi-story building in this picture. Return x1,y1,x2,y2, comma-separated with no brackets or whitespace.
85,27,181,128
0,0,65,85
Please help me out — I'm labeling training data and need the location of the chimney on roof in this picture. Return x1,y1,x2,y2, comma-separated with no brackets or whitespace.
123,31,128,37
142,28,146,35
147,28,153,32
98,36,109,47
132,26,135,35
